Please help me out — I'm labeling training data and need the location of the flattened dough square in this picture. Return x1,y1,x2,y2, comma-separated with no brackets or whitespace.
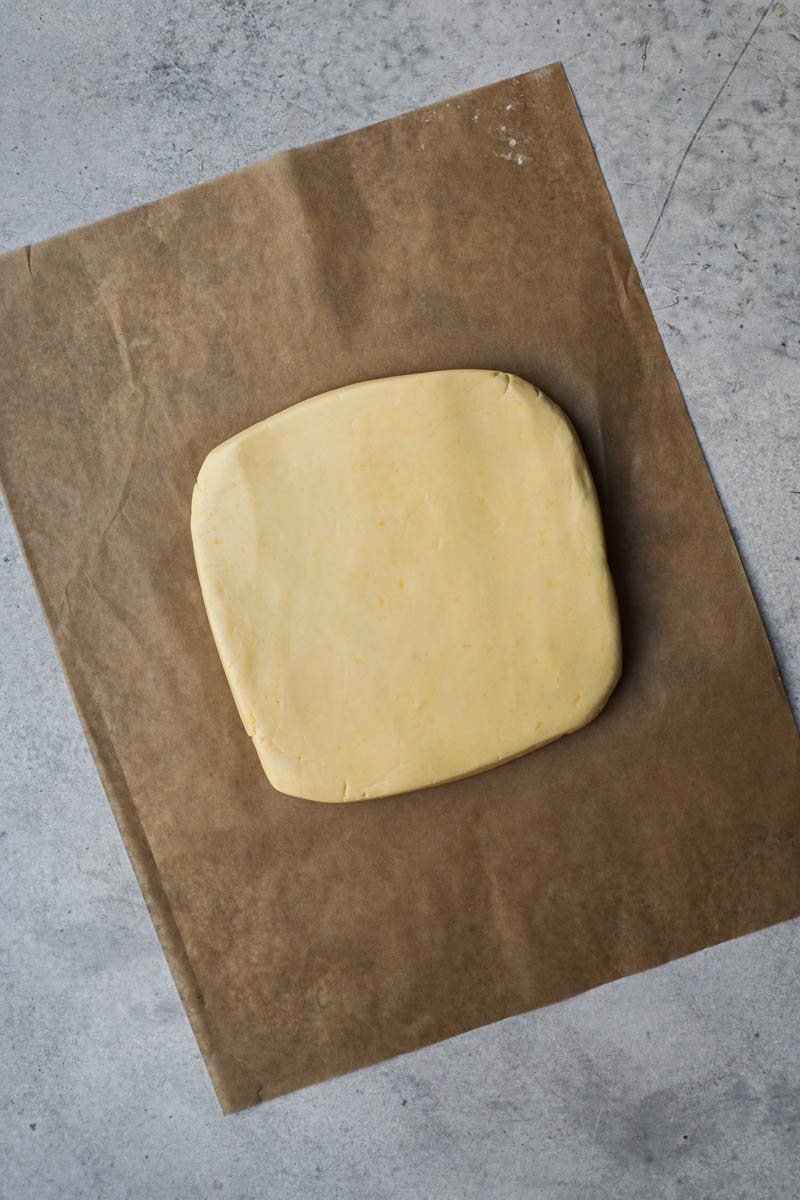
191,370,621,802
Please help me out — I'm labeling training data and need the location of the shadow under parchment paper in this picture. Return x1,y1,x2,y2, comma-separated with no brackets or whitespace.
0,63,798,1113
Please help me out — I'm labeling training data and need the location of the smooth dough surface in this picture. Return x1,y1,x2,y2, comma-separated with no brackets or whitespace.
191,370,621,802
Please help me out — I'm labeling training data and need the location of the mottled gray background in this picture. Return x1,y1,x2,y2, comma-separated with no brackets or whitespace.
1,0,798,1196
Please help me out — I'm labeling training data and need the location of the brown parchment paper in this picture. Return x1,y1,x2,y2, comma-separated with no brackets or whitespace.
1,63,798,1114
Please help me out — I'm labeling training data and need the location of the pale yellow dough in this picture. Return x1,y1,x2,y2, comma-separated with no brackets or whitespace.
191,370,621,802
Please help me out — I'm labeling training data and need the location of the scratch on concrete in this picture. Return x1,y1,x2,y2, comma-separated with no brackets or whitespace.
641,0,775,263
583,1105,605,1199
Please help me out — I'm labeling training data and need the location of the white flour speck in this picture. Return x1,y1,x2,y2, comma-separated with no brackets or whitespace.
419,143,425,150
516,154,525,165
506,103,513,111
500,124,506,132
509,138,517,147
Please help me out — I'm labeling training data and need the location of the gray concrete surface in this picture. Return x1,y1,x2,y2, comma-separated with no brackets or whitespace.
1,0,798,1195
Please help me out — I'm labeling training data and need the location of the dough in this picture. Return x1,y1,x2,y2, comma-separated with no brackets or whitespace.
191,370,621,802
